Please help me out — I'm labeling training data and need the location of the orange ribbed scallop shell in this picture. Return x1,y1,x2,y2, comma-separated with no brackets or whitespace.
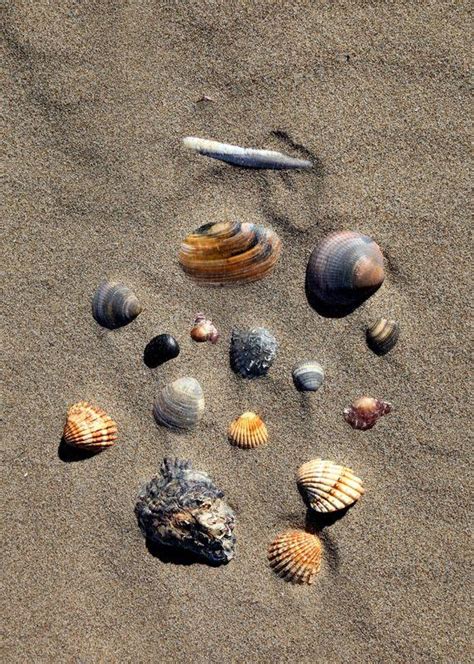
228,412,268,449
268,530,322,584
296,458,364,513
63,401,118,451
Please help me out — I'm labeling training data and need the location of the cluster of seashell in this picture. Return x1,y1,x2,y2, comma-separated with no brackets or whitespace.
153,377,205,431
178,220,281,286
63,402,118,452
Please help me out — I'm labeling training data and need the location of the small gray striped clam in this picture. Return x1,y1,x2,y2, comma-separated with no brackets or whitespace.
92,280,142,330
153,377,204,430
366,318,399,355
292,361,324,392
182,136,312,170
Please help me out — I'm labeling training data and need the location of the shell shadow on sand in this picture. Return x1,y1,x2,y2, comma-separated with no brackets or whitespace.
57,437,98,463
144,539,226,567
304,509,344,574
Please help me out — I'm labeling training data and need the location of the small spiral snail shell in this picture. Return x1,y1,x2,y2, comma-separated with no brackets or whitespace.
343,397,392,430
190,313,219,344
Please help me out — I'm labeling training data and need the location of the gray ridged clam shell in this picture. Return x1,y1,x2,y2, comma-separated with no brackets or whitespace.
230,327,277,378
292,361,325,392
92,280,142,330
153,377,204,430
366,318,399,355
135,458,236,565
306,231,385,317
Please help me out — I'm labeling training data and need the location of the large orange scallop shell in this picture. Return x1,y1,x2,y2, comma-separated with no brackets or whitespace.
178,220,281,285
268,529,322,584
63,401,118,451
228,412,268,449
296,458,365,513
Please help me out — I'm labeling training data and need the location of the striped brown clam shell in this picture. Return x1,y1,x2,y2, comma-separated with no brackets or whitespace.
296,458,365,513
178,220,281,285
268,529,322,584
63,401,117,451
92,280,142,330
228,412,268,449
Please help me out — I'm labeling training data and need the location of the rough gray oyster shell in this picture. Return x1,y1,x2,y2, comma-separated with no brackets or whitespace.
230,327,277,378
135,458,236,565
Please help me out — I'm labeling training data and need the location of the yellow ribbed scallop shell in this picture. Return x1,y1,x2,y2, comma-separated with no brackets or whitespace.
296,458,364,513
268,530,322,584
63,401,118,451
228,412,268,449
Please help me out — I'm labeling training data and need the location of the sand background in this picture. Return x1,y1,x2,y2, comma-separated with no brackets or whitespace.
2,2,471,662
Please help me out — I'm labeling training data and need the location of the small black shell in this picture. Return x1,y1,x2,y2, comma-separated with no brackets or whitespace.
144,334,180,368
135,458,236,565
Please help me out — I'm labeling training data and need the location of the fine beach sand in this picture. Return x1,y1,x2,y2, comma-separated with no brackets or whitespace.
2,2,471,662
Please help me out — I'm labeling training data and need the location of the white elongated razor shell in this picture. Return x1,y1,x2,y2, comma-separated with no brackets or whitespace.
183,137,312,170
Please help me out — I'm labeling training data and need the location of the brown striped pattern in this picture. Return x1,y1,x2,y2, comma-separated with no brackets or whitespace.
228,412,268,449
268,530,322,584
63,401,118,451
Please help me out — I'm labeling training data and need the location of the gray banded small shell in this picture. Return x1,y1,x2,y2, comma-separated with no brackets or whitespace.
182,137,313,170
92,280,142,330
366,318,399,355
292,361,324,392
153,377,204,430
296,458,365,513
230,327,277,378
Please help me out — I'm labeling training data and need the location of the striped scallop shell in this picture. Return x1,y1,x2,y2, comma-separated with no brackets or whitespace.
292,361,324,392
305,231,384,316
92,280,142,330
178,220,281,285
268,530,322,584
63,401,117,451
296,458,365,513
228,412,268,449
153,377,204,430
366,318,399,355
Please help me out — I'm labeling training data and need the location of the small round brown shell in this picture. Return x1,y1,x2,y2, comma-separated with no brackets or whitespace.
344,396,392,430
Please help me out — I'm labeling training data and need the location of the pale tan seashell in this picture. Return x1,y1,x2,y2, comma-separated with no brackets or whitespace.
63,401,118,451
296,458,364,513
268,529,322,584
228,412,268,449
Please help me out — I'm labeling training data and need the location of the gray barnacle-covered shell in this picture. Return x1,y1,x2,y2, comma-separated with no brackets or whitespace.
135,458,236,565
230,327,278,378
92,280,142,329
292,361,325,392
153,377,204,430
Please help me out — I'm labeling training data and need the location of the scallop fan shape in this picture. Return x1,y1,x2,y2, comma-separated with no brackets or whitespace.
268,529,322,584
228,412,268,449
296,458,365,513
63,401,118,451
